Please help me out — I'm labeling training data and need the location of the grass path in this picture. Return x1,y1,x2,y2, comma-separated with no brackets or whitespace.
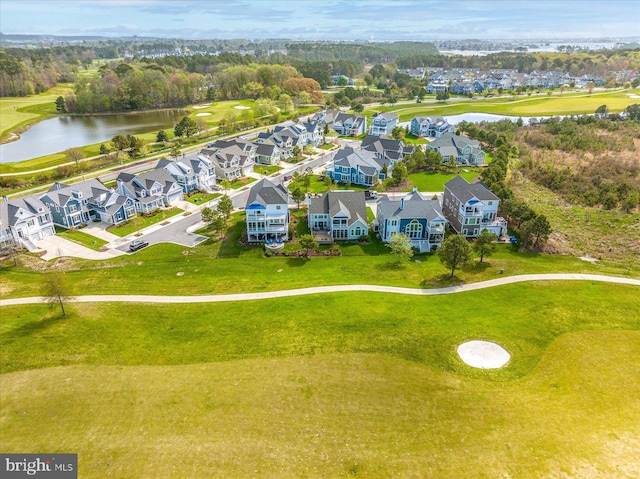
3,273,639,306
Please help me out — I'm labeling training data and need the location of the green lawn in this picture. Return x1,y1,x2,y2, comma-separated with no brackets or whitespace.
1,282,639,477
253,164,282,176
406,169,480,191
185,192,221,205
229,177,256,189
106,208,183,237
365,88,640,121
2,211,636,301
54,226,108,250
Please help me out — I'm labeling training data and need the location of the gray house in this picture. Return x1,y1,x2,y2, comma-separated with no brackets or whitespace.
245,178,290,242
117,169,183,213
308,191,369,243
442,176,506,238
157,156,216,194
426,133,486,166
376,189,446,252
369,112,399,136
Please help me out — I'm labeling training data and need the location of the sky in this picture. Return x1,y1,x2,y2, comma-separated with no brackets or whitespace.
1,0,639,42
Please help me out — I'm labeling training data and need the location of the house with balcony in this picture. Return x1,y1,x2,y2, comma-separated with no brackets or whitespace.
201,140,255,180
332,112,367,137
361,135,412,164
245,178,290,243
117,170,183,213
425,133,486,166
41,180,99,229
426,79,448,94
327,147,389,186
369,112,399,137
157,156,216,193
376,189,446,252
254,143,281,166
87,185,136,225
0,196,55,249
308,191,368,243
410,116,456,138
442,176,506,238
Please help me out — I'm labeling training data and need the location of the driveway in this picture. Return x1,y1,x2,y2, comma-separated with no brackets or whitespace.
36,236,125,261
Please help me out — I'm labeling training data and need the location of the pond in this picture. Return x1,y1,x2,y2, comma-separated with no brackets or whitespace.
0,109,185,164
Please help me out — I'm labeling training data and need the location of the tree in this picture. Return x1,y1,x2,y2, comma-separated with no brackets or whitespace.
291,187,306,209
156,130,169,143
625,103,640,121
391,126,405,141
352,103,364,113
292,145,302,159
219,179,231,193
41,271,73,317
65,147,85,167
278,94,294,114
202,208,226,239
170,145,181,160
436,91,450,102
99,143,110,156
391,161,408,185
201,207,216,223
387,233,414,264
174,116,198,138
111,134,129,152
595,104,609,118
55,96,67,113
216,195,233,220
586,81,595,96
298,234,318,257
438,235,473,278
473,229,498,262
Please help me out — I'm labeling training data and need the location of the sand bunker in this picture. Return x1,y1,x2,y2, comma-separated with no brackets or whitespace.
195,112,211,117
234,105,251,110
193,104,211,109
457,340,510,369
627,94,640,99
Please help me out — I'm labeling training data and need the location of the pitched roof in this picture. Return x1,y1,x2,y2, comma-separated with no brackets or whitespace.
1,195,50,227
42,179,108,206
427,133,482,157
246,178,289,207
378,191,444,222
309,191,367,227
444,175,499,203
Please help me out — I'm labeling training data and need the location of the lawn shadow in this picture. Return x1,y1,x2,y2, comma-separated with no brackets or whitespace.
421,273,465,289
287,257,309,267
1,311,67,344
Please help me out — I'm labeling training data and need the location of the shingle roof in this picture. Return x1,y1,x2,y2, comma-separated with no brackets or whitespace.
246,178,289,207
310,191,367,227
378,191,444,222
444,175,499,203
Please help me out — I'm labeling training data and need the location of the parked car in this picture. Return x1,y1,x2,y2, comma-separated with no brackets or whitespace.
283,174,293,181
317,175,325,181
364,190,378,200
129,240,149,252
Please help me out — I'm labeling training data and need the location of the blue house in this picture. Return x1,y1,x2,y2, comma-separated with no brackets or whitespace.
41,179,136,228
369,112,399,136
376,189,446,252
410,116,456,138
327,147,390,186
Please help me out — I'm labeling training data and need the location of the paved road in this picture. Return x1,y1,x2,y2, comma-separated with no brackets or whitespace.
3,274,639,306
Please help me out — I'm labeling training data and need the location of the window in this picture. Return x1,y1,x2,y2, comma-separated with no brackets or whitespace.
69,204,77,213
405,220,423,239
354,227,362,236
390,220,398,226
276,205,281,210
488,201,493,206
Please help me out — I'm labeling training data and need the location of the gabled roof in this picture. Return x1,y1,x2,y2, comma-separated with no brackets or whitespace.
309,191,367,227
372,112,399,122
333,147,382,172
427,133,482,157
42,179,108,207
378,190,445,222
1,195,50,227
246,178,289,207
444,175,499,203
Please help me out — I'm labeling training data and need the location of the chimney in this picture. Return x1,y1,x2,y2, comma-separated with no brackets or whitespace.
400,197,404,210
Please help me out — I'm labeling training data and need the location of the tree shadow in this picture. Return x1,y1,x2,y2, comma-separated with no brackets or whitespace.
421,274,465,289
1,311,67,344
287,257,309,267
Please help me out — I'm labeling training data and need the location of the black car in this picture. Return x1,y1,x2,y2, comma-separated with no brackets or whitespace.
129,240,149,252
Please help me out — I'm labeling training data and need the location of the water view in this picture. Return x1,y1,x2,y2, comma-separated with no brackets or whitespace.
0,109,184,163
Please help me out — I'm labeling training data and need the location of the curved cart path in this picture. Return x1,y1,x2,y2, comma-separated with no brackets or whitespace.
2,274,639,307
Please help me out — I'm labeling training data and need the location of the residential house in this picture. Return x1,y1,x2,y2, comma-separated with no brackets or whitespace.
245,178,290,242
361,135,413,164
332,112,367,137
117,169,183,213
397,68,426,79
254,143,281,166
0,196,55,249
426,80,448,94
41,180,100,229
157,156,216,194
327,147,386,186
369,112,399,136
87,185,136,225
410,116,456,138
200,139,255,180
332,74,355,86
308,191,368,242
376,189,446,252
426,133,486,166
256,123,323,158
442,176,507,238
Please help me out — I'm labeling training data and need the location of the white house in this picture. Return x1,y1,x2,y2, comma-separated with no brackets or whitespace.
245,178,290,242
